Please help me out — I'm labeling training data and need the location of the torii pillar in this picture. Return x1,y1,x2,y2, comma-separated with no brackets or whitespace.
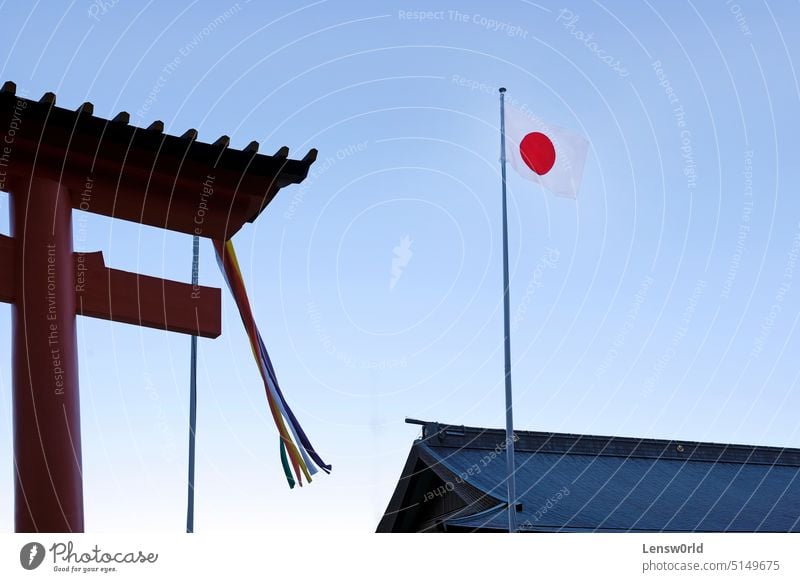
10,175,83,531
0,81,316,532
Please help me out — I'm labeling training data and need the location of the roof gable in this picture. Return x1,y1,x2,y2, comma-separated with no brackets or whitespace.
378,421,800,532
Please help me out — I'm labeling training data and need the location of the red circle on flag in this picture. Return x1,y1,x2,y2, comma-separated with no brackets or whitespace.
519,132,556,175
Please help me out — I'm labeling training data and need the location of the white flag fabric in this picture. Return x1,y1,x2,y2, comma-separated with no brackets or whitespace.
504,105,589,198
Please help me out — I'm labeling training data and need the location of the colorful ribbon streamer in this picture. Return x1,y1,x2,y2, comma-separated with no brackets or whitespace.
214,239,331,487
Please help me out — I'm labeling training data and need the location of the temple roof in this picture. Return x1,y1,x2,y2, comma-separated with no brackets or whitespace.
377,420,800,532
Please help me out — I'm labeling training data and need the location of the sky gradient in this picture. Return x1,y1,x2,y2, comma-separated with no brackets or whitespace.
1,0,799,531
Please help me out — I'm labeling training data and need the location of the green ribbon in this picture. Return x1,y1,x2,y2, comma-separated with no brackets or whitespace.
280,438,296,489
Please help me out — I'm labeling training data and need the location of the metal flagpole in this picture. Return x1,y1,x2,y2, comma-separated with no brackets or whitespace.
187,234,200,533
498,87,517,533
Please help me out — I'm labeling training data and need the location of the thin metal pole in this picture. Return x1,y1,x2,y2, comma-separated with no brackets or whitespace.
186,235,199,533
499,87,517,533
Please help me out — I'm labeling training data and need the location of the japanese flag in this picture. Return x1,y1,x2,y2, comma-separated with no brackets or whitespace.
504,105,589,198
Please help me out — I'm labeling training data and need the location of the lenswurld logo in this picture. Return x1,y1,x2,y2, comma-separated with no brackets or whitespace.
20,542,46,570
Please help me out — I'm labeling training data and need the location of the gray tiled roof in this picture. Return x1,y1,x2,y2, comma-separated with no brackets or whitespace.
378,421,800,532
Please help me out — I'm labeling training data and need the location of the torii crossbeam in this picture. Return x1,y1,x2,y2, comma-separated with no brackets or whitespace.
0,81,316,532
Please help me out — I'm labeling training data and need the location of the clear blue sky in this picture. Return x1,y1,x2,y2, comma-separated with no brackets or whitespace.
1,0,799,531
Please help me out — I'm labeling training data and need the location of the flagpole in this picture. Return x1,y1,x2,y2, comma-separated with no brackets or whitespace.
499,87,517,533
186,234,200,533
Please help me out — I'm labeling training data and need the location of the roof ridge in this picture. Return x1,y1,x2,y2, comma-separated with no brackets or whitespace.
411,420,800,466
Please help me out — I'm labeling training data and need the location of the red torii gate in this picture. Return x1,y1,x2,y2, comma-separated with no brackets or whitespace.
0,81,316,532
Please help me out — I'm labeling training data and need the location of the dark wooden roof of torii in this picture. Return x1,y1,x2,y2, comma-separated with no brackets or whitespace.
0,80,316,240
